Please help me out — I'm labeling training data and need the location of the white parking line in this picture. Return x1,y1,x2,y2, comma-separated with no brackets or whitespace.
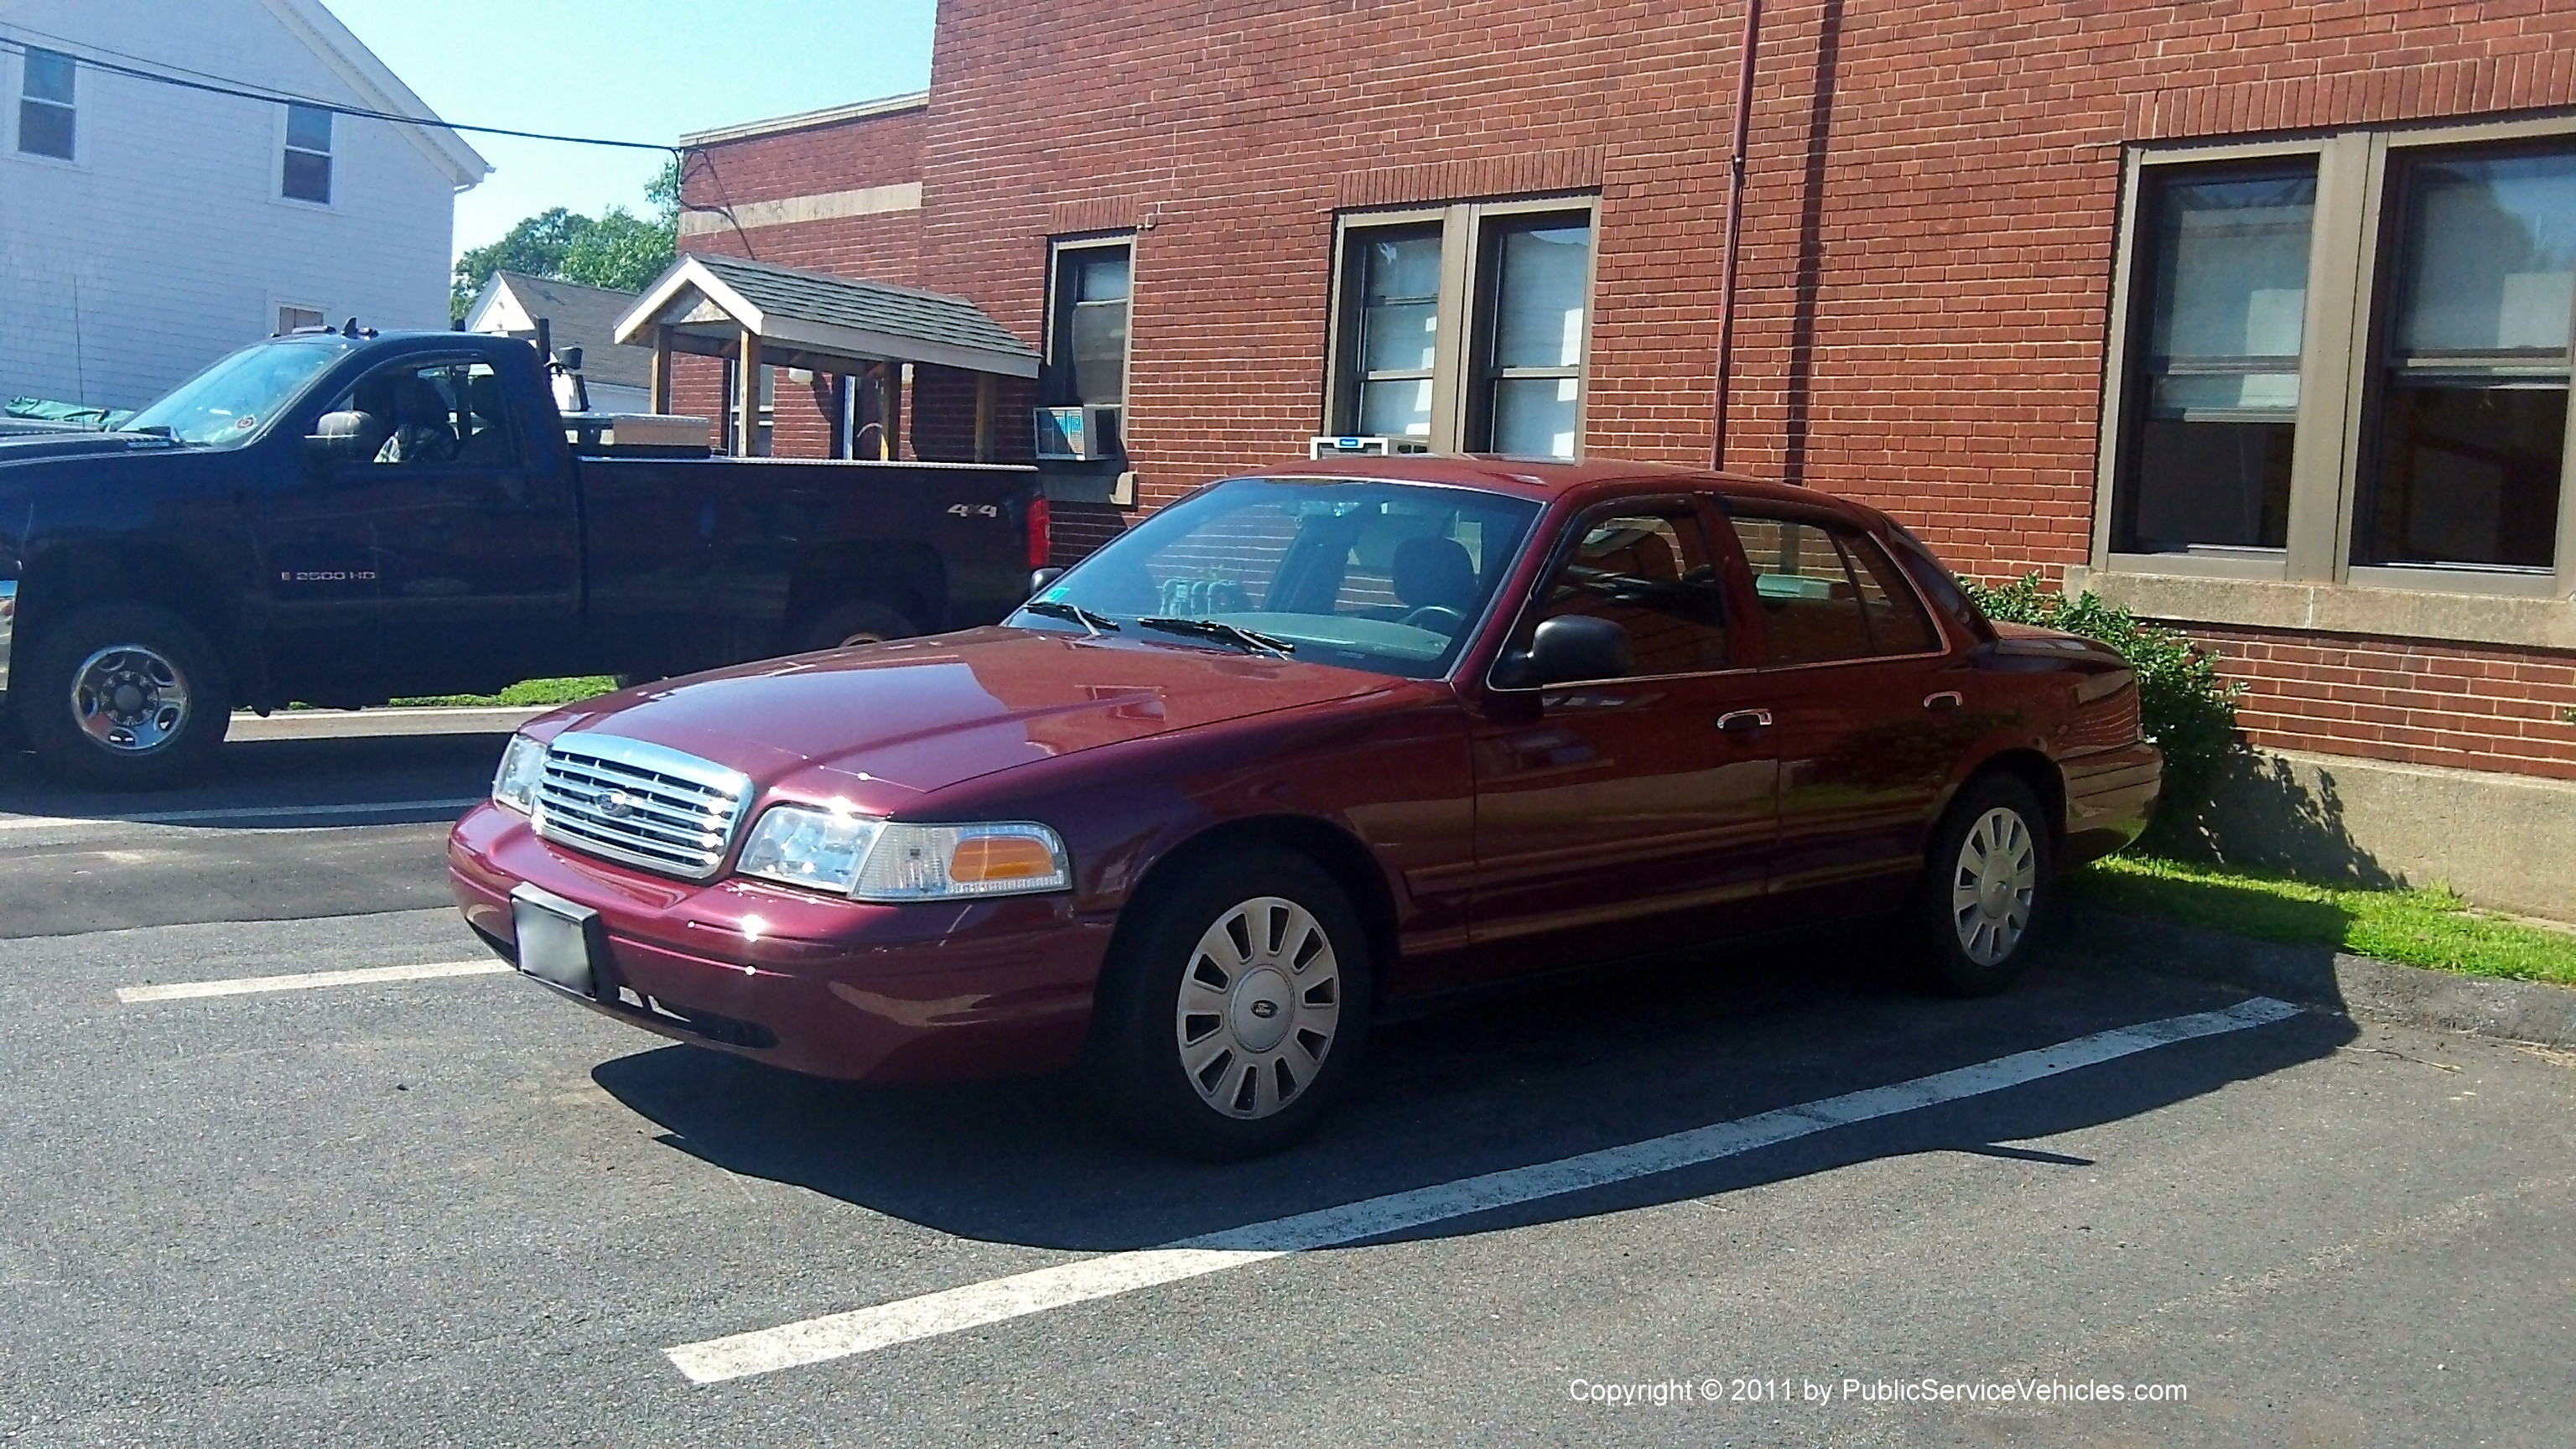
0,797,483,833
663,995,2304,1384
115,959,511,1003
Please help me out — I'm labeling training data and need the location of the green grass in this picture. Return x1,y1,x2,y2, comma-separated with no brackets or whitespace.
384,676,619,709
2075,853,2576,987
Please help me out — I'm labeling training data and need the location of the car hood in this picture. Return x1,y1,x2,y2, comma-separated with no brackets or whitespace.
0,431,188,470
536,626,1409,811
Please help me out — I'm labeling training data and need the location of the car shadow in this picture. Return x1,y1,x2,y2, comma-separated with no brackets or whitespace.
0,728,511,823
589,932,2351,1254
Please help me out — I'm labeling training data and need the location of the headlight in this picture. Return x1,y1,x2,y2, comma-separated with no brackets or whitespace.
737,804,883,893
491,733,548,814
736,808,1070,901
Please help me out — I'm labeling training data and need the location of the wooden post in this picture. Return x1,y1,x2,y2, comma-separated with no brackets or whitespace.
736,324,762,457
649,325,673,414
973,372,995,464
879,361,902,460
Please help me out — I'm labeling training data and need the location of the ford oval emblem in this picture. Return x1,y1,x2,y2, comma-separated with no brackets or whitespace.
595,789,637,819
1249,1000,1279,1019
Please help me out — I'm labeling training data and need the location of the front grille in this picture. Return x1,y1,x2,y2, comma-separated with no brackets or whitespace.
533,734,752,881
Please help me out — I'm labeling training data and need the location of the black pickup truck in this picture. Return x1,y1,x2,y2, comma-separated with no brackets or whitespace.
0,328,1045,787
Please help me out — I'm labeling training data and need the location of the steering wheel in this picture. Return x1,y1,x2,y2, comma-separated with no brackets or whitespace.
1398,605,1466,633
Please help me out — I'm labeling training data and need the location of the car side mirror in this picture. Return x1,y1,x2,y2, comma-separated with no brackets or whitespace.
1029,566,1065,597
1494,615,1633,688
303,410,380,466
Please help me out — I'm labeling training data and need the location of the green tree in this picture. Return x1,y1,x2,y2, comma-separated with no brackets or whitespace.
450,159,681,319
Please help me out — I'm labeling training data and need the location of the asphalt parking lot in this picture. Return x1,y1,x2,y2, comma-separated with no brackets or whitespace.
2,717,2571,1447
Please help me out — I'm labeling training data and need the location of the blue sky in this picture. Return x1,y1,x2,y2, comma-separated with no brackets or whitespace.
324,1,937,259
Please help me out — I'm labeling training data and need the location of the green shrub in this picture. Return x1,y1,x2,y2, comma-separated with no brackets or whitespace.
1961,572,2243,849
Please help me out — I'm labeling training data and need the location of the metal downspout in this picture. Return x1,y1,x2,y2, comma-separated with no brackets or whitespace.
1710,0,1764,470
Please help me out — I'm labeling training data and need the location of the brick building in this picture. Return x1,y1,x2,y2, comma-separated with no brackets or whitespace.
657,0,2576,916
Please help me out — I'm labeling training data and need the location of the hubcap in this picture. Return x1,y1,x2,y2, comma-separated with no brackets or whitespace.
1950,806,2038,966
1174,895,1342,1120
71,645,191,755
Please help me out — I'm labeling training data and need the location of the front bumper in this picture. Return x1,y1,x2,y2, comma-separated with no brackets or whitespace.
449,802,1112,1083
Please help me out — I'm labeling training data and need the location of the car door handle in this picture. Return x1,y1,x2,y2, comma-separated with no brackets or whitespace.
1923,691,1964,711
1716,709,1774,734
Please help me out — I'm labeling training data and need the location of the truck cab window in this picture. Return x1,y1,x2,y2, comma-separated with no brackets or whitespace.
335,362,512,467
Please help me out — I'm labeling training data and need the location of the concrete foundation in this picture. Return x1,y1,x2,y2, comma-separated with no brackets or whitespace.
2194,748,2576,924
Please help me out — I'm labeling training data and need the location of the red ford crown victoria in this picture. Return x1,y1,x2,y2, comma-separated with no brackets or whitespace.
449,458,2158,1157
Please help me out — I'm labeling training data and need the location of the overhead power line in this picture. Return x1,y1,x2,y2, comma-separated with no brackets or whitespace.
0,29,675,154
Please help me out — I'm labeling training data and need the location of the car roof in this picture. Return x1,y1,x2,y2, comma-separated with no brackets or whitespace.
1240,454,1871,517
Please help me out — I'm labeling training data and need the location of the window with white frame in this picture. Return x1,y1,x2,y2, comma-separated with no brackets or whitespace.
18,47,75,160
1330,197,1597,458
2101,123,2576,600
283,103,333,204
278,304,326,335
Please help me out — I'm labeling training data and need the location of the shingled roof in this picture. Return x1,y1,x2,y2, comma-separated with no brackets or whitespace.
614,252,1039,378
462,273,652,389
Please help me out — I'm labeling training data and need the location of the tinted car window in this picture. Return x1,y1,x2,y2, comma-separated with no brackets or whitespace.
1726,513,1940,663
1026,476,1540,678
1522,505,1732,676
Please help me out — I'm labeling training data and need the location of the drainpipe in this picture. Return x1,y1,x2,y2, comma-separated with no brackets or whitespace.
1709,0,1763,471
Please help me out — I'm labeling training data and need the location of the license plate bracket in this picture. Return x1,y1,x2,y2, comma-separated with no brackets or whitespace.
511,883,606,998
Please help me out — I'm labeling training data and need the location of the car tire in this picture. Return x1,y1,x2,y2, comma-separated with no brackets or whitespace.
792,599,919,653
1902,772,2054,997
1088,846,1374,1161
18,603,233,791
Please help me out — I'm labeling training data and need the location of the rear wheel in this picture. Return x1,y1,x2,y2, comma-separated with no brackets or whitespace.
1089,846,1373,1160
19,603,233,790
792,599,919,653
1901,773,2053,996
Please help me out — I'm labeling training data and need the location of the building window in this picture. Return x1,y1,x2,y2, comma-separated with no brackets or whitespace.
2112,164,2316,555
2100,122,2576,602
1330,197,1596,458
18,48,75,160
2355,144,2575,572
1043,237,1131,461
283,103,333,204
278,304,326,334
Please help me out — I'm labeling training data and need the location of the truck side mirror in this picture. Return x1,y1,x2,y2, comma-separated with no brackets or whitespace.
1029,567,1064,597
303,410,382,466
1493,615,1633,688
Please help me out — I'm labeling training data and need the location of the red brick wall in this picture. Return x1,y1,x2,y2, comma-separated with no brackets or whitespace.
673,0,2576,779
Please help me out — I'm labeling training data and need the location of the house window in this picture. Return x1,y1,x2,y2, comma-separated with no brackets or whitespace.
17,48,75,160
2099,122,2576,608
1331,198,1596,458
2112,164,2317,555
2355,144,2575,572
278,305,326,335
283,104,333,204
1043,237,1132,461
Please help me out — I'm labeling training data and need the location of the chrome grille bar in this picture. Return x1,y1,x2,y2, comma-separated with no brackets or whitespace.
532,734,752,882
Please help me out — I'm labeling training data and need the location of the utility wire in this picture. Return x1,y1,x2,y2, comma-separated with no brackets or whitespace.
0,31,674,153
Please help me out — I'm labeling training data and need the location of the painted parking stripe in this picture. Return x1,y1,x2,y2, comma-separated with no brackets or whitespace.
115,958,510,1003
0,797,483,832
664,995,2304,1384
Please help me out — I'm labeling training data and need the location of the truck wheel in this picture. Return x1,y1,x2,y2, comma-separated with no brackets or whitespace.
1087,845,1374,1160
792,600,918,653
18,604,233,790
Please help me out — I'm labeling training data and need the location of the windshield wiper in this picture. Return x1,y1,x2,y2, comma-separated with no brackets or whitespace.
1137,616,1296,657
1021,599,1120,636
127,425,175,439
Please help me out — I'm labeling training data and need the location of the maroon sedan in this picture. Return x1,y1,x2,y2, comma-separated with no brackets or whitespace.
449,458,2158,1157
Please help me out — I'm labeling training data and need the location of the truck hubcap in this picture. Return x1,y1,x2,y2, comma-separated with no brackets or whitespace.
72,646,191,754
1174,896,1341,1120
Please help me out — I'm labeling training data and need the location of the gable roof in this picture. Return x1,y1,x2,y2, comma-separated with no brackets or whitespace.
615,252,1039,379
259,0,488,188
463,272,652,388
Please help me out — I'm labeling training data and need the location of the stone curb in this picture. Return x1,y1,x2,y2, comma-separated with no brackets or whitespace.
2056,903,2576,1051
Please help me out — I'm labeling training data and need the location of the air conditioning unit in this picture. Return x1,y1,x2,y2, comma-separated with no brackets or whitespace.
1035,405,1123,461
1309,434,1433,459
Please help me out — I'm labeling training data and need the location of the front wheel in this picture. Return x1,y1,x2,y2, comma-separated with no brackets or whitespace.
1088,847,1374,1160
1901,773,2053,996
18,603,234,790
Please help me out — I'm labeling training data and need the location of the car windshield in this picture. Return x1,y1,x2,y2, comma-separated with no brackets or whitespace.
1015,476,1543,678
123,338,348,446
